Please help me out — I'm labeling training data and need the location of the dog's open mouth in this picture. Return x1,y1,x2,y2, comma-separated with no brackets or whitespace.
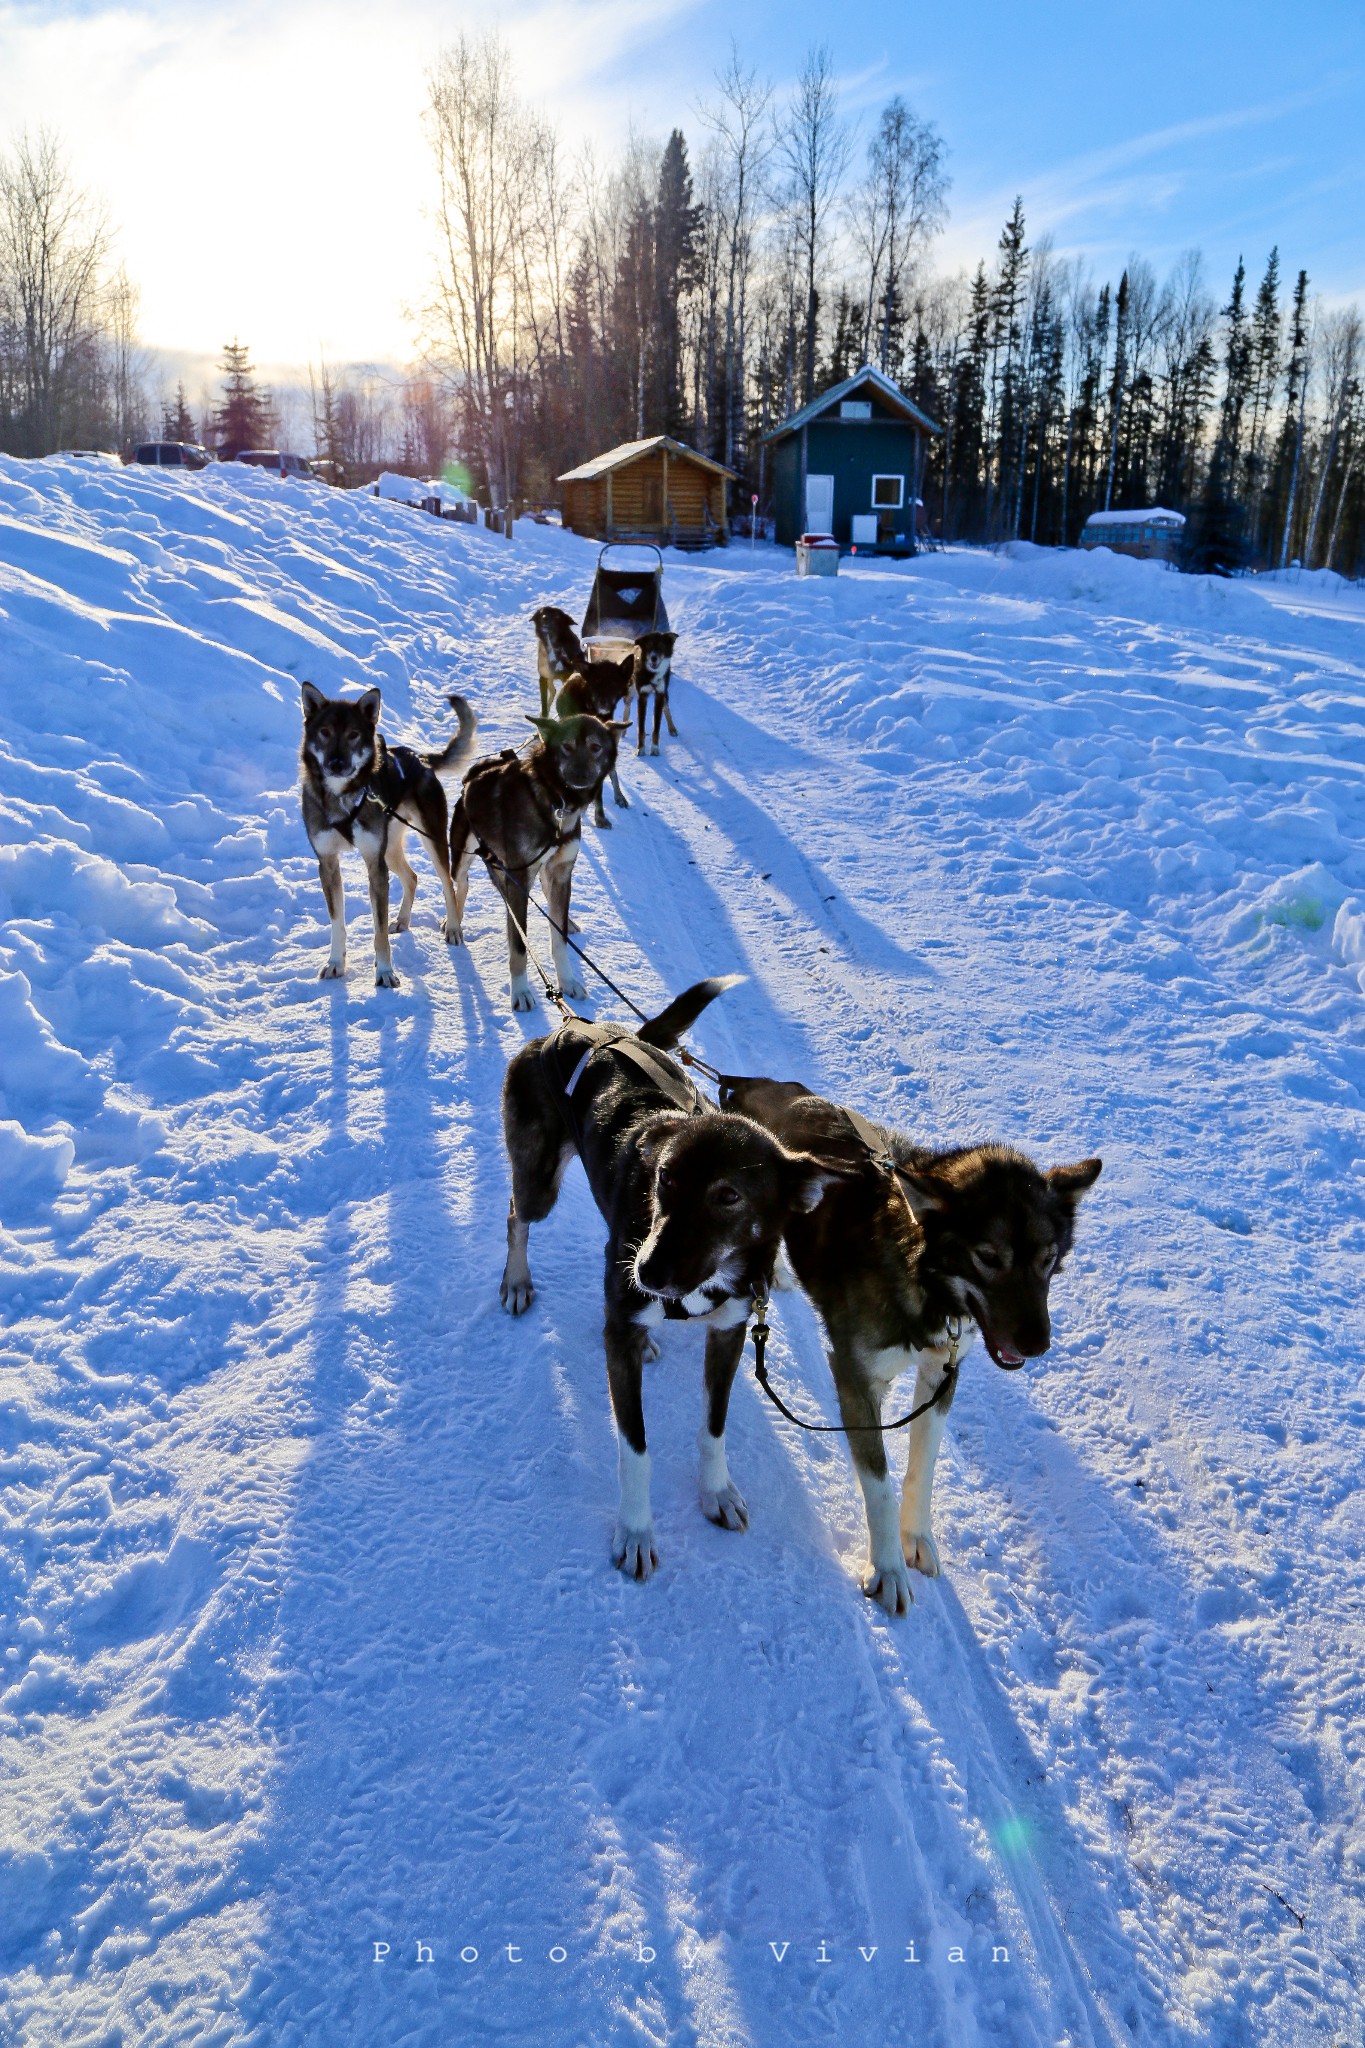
980,1325,1027,1370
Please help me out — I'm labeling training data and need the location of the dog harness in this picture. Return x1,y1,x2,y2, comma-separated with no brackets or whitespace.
326,744,422,842
550,1025,760,1324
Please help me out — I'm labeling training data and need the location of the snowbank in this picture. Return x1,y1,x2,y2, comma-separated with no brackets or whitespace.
3,462,1365,2045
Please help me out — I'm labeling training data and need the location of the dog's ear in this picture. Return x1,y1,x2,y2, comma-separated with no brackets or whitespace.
782,1149,849,1214
661,633,678,653
607,720,630,737
636,1114,687,1168
300,681,326,716
356,687,382,725
1046,1158,1103,1200
525,714,566,743
894,1168,950,1218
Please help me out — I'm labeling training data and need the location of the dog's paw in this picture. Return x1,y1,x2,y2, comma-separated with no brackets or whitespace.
615,790,630,809
442,920,461,946
510,980,536,1012
567,916,582,934
595,812,613,830
319,960,346,980
393,912,411,934
640,1335,660,1365
611,1522,659,1581
558,973,587,1001
374,964,400,989
700,1479,749,1532
902,1528,942,1577
499,1270,534,1315
649,743,660,757
863,1557,915,1616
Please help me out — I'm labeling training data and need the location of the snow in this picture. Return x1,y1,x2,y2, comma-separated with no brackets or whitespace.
1080,507,1185,528
2,461,1364,2046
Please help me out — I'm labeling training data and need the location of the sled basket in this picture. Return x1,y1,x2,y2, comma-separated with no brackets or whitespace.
581,543,669,657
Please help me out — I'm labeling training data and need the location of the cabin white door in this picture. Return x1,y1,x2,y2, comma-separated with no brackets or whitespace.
804,474,834,535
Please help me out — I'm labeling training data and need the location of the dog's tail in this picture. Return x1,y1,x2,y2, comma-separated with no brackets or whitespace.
636,974,745,1050
425,694,479,777
554,672,589,717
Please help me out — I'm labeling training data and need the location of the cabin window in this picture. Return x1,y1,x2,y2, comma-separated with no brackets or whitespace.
871,474,904,509
840,400,872,419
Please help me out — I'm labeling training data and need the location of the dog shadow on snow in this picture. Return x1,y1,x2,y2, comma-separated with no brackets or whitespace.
626,677,939,994
243,912,1203,2048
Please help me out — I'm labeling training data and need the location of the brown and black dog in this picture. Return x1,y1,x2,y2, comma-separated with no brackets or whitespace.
531,605,586,717
448,713,626,1010
722,1078,1101,1615
298,683,477,986
632,631,678,756
500,981,835,1579
555,656,635,825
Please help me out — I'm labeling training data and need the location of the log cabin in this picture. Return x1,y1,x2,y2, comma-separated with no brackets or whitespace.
558,437,734,549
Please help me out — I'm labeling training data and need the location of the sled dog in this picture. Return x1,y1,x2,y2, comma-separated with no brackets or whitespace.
632,631,678,756
447,713,626,1011
298,682,477,987
555,657,636,825
500,980,835,1578
722,1078,1101,1616
531,605,586,717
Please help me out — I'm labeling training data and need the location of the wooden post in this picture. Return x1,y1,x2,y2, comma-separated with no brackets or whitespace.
661,447,669,544
799,423,808,540
606,469,613,539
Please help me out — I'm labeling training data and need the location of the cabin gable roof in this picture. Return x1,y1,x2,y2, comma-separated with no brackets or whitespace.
764,364,941,444
558,436,736,485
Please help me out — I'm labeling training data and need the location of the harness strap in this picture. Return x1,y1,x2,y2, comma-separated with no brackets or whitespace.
749,1295,963,1434
559,1025,703,1115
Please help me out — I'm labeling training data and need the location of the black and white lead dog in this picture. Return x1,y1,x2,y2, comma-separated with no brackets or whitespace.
298,682,477,986
499,978,834,1579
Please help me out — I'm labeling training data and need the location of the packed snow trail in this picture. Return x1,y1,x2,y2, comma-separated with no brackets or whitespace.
2,459,1364,2046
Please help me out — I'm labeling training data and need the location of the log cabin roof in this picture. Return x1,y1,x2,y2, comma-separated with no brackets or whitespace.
558,436,737,484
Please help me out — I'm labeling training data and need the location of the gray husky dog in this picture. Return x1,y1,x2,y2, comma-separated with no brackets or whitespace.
722,1078,1101,1615
298,682,478,986
447,712,626,1011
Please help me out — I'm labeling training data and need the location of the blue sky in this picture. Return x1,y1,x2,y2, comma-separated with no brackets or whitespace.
0,0,1359,369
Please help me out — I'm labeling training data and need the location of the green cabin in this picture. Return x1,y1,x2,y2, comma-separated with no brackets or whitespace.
765,364,942,555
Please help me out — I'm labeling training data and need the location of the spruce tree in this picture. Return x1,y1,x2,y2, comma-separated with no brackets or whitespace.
1276,267,1311,566
213,340,275,460
1246,248,1281,534
652,132,702,439
161,381,196,444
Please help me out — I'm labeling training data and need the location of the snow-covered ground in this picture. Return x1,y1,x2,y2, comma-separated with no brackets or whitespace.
2,458,1364,2047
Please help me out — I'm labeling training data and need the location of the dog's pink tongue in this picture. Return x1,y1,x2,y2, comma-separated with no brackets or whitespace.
986,1330,1026,1369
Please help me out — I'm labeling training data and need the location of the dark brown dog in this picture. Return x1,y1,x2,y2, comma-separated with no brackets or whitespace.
633,631,678,756
448,714,626,1011
555,657,635,825
722,1078,1101,1615
531,605,585,717
500,981,835,1578
298,683,477,986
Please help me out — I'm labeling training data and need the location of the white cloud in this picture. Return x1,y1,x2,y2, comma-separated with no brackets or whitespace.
0,0,698,364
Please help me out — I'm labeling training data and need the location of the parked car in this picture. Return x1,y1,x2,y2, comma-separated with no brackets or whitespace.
54,449,123,467
131,442,213,470
309,458,346,488
235,450,316,479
